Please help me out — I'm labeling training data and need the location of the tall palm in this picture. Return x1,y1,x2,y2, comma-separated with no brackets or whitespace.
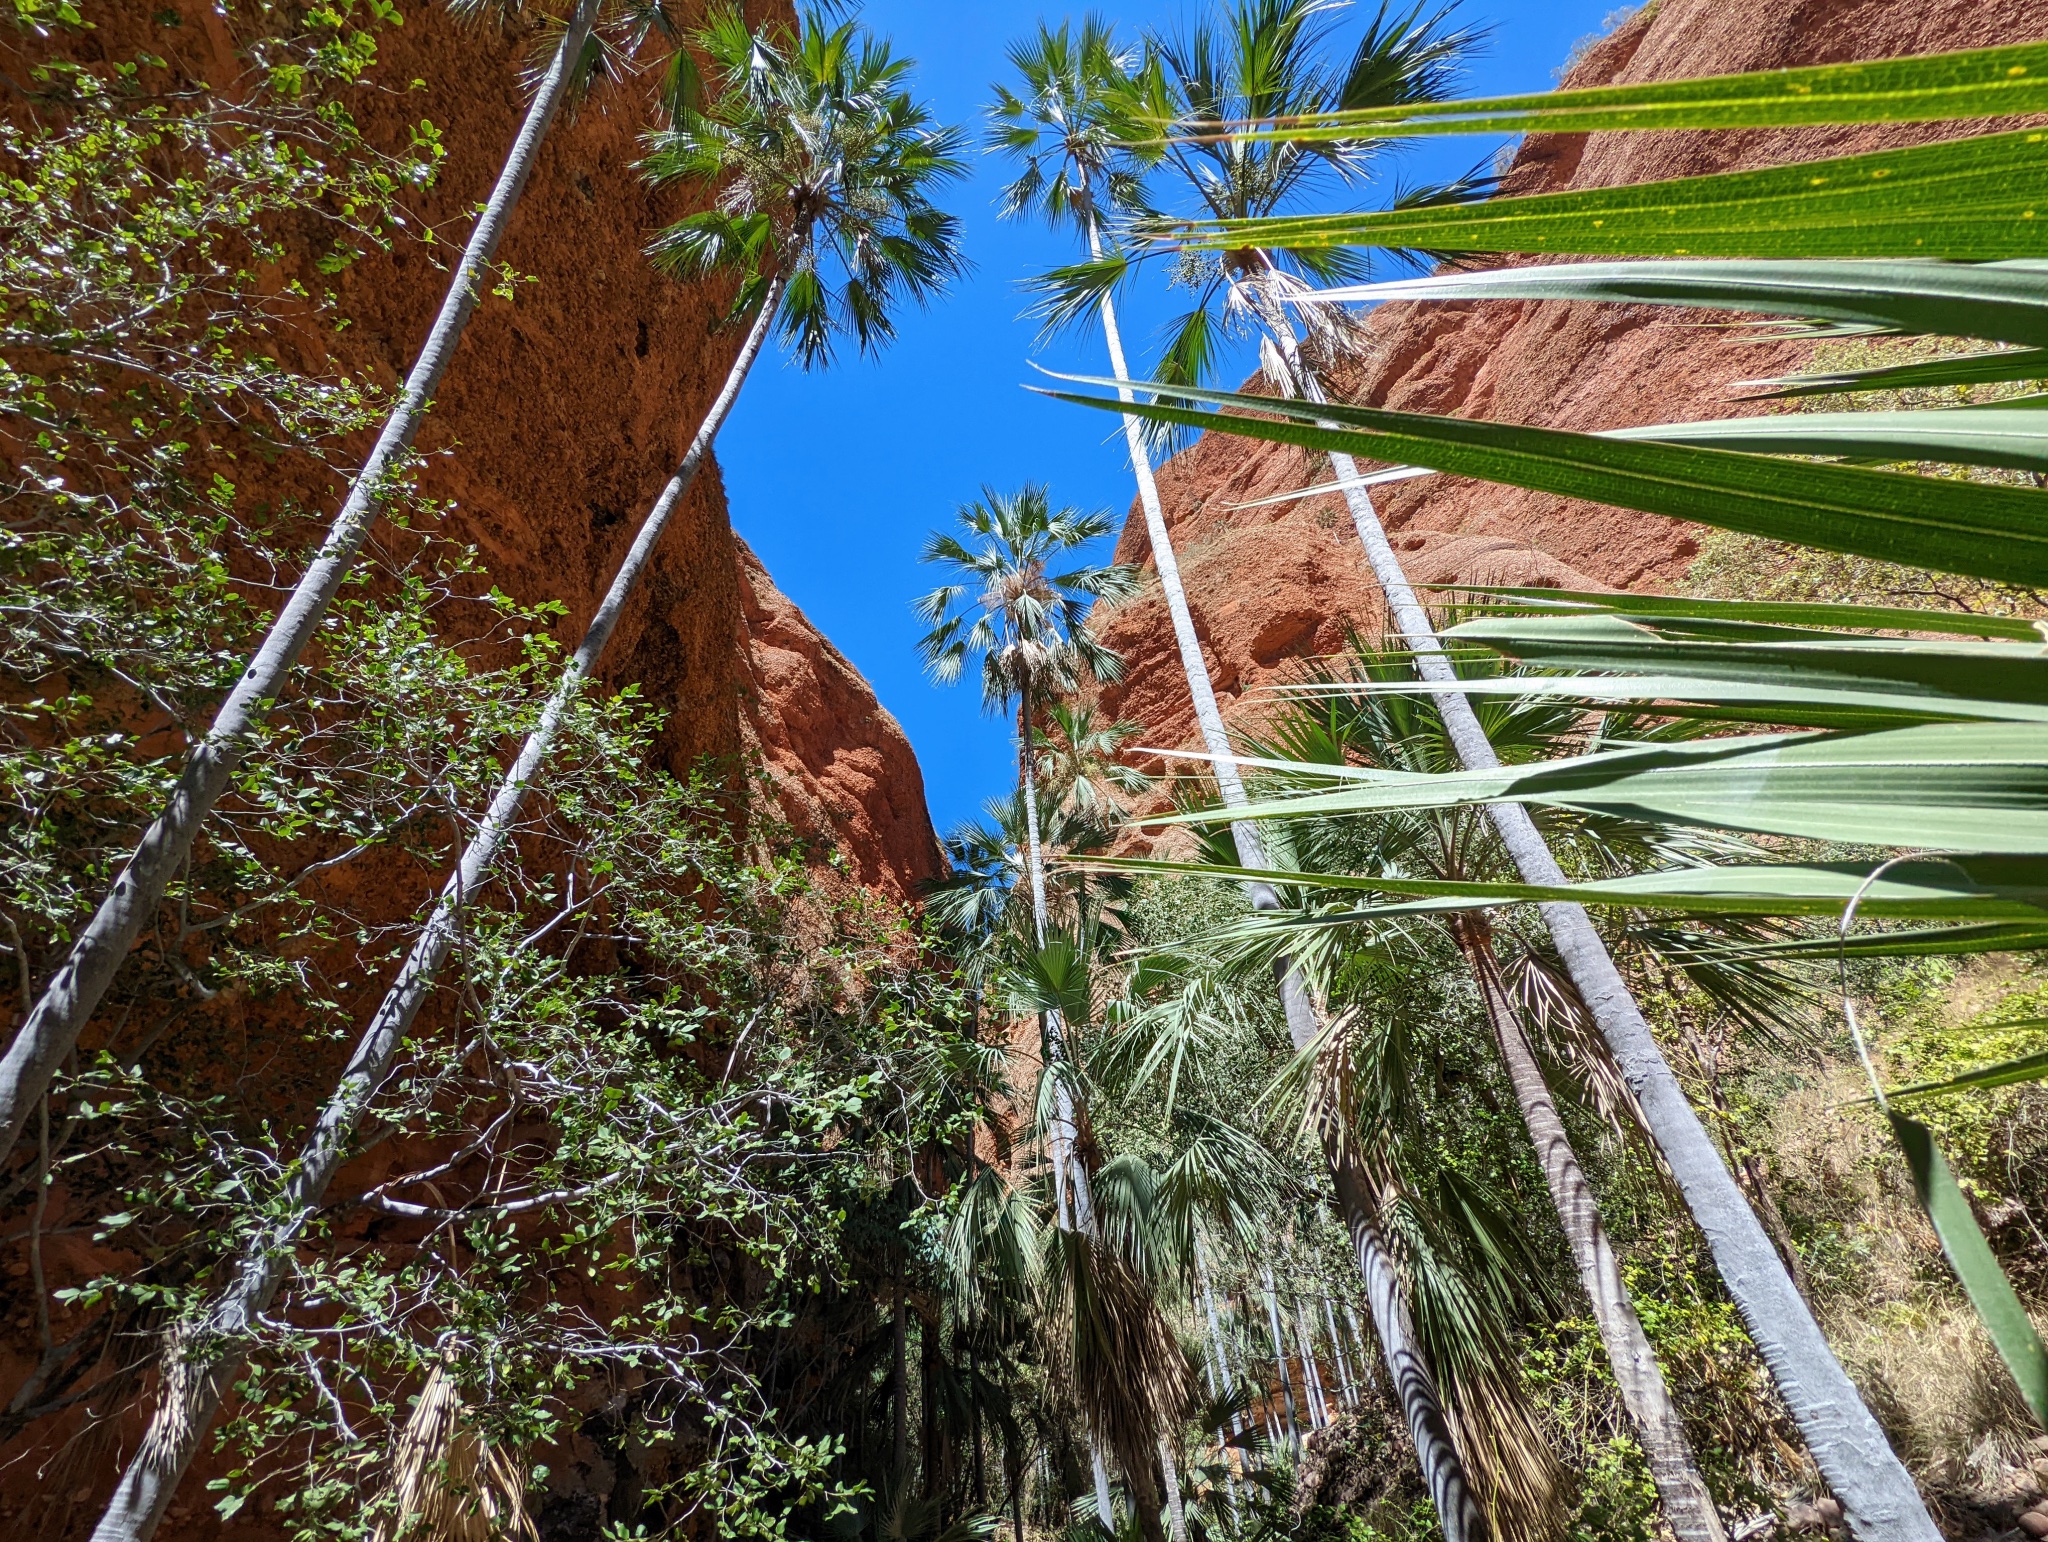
1137,5,1926,1531
1106,902,1563,1541
914,483,1138,1528
89,13,966,1539
1249,648,1731,1542
995,25,1487,1539
0,0,612,1168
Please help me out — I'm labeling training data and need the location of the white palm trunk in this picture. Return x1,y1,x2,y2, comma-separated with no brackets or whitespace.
1088,200,1486,1542
86,274,784,1542
1296,1297,1330,1429
1248,277,1936,1542
0,0,605,1169
1459,920,1726,1542
1257,1264,1301,1448
1322,1294,1357,1410
1017,684,1118,1530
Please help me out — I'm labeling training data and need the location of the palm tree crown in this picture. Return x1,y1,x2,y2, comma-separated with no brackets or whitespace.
913,486,1139,715
1139,0,1485,397
643,5,969,366
989,16,1151,232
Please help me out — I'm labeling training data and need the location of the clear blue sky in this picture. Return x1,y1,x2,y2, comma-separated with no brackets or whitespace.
718,1,1629,841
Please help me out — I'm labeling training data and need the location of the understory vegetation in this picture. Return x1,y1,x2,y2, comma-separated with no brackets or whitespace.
6,3,2048,1542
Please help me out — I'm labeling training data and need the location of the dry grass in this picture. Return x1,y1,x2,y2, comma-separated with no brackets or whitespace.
1761,1067,2045,1514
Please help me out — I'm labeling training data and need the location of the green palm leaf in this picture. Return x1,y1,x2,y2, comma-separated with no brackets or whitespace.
1611,404,2048,474
1154,129,2048,261
1430,587,2045,641
1887,1112,2048,1428
1306,259,2048,349
1138,722,2048,852
1041,373,2048,584
1215,40,2048,140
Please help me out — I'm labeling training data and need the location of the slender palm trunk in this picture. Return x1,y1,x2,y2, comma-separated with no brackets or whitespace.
85,275,784,1542
1454,919,1726,1542
1248,279,1935,1542
0,0,604,1169
1084,196,1485,1542
1258,1265,1300,1447
1018,685,1118,1529
1195,1242,1247,1498
1322,1294,1357,1411
894,1256,911,1477
1296,1298,1329,1429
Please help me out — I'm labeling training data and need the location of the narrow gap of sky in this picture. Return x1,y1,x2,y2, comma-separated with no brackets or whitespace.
715,0,1631,841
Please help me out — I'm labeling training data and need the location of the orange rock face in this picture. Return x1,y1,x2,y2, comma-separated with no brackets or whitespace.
67,0,940,904
1097,0,2048,761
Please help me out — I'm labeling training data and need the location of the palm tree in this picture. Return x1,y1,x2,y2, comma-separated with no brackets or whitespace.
1250,647,1731,1541
88,13,966,1538
1132,6,1926,1531
1034,703,1157,823
914,483,1138,1528
0,0,611,1168
994,23,1489,1539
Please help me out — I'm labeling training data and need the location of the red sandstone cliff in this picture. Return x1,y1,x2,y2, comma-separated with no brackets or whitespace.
72,0,940,901
1098,0,2048,758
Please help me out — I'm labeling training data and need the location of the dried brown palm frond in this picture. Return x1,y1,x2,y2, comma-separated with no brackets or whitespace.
373,1362,533,1542
1046,1227,1192,1498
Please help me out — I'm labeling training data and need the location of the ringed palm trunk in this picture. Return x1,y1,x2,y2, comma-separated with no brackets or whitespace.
0,0,605,1168
1246,275,1936,1542
86,273,786,1542
1452,916,1726,1542
1081,192,1487,1542
1017,685,1118,1530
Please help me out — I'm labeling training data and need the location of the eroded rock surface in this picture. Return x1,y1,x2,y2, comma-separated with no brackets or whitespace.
1097,0,2048,760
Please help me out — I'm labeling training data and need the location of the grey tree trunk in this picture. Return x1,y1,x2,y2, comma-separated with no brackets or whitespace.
1158,1433,1189,1542
0,0,605,1169
1087,205,1485,1542
1248,276,1935,1542
1457,922,1726,1542
86,273,783,1542
1296,1296,1330,1429
1195,1242,1247,1500
1018,683,1117,1529
1259,1265,1300,1448
1322,1294,1357,1410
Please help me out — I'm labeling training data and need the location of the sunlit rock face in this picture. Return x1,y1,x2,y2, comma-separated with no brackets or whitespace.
1095,0,2048,776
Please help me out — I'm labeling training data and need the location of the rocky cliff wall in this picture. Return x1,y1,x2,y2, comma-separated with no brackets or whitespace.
1097,0,2048,758
74,0,941,901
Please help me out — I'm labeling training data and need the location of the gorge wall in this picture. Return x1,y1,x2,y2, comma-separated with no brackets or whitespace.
85,0,941,902
1097,0,2048,758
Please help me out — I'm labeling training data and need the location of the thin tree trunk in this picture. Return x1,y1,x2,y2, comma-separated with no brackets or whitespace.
921,1307,941,1501
1322,1294,1357,1411
894,1256,911,1477
1158,1433,1189,1542
1195,1242,1246,1499
1456,920,1726,1542
1018,688,1116,1525
0,0,605,1169
1259,1265,1300,1449
1085,195,1484,1542
1249,280,1934,1542
85,271,785,1542
1296,1297,1330,1430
